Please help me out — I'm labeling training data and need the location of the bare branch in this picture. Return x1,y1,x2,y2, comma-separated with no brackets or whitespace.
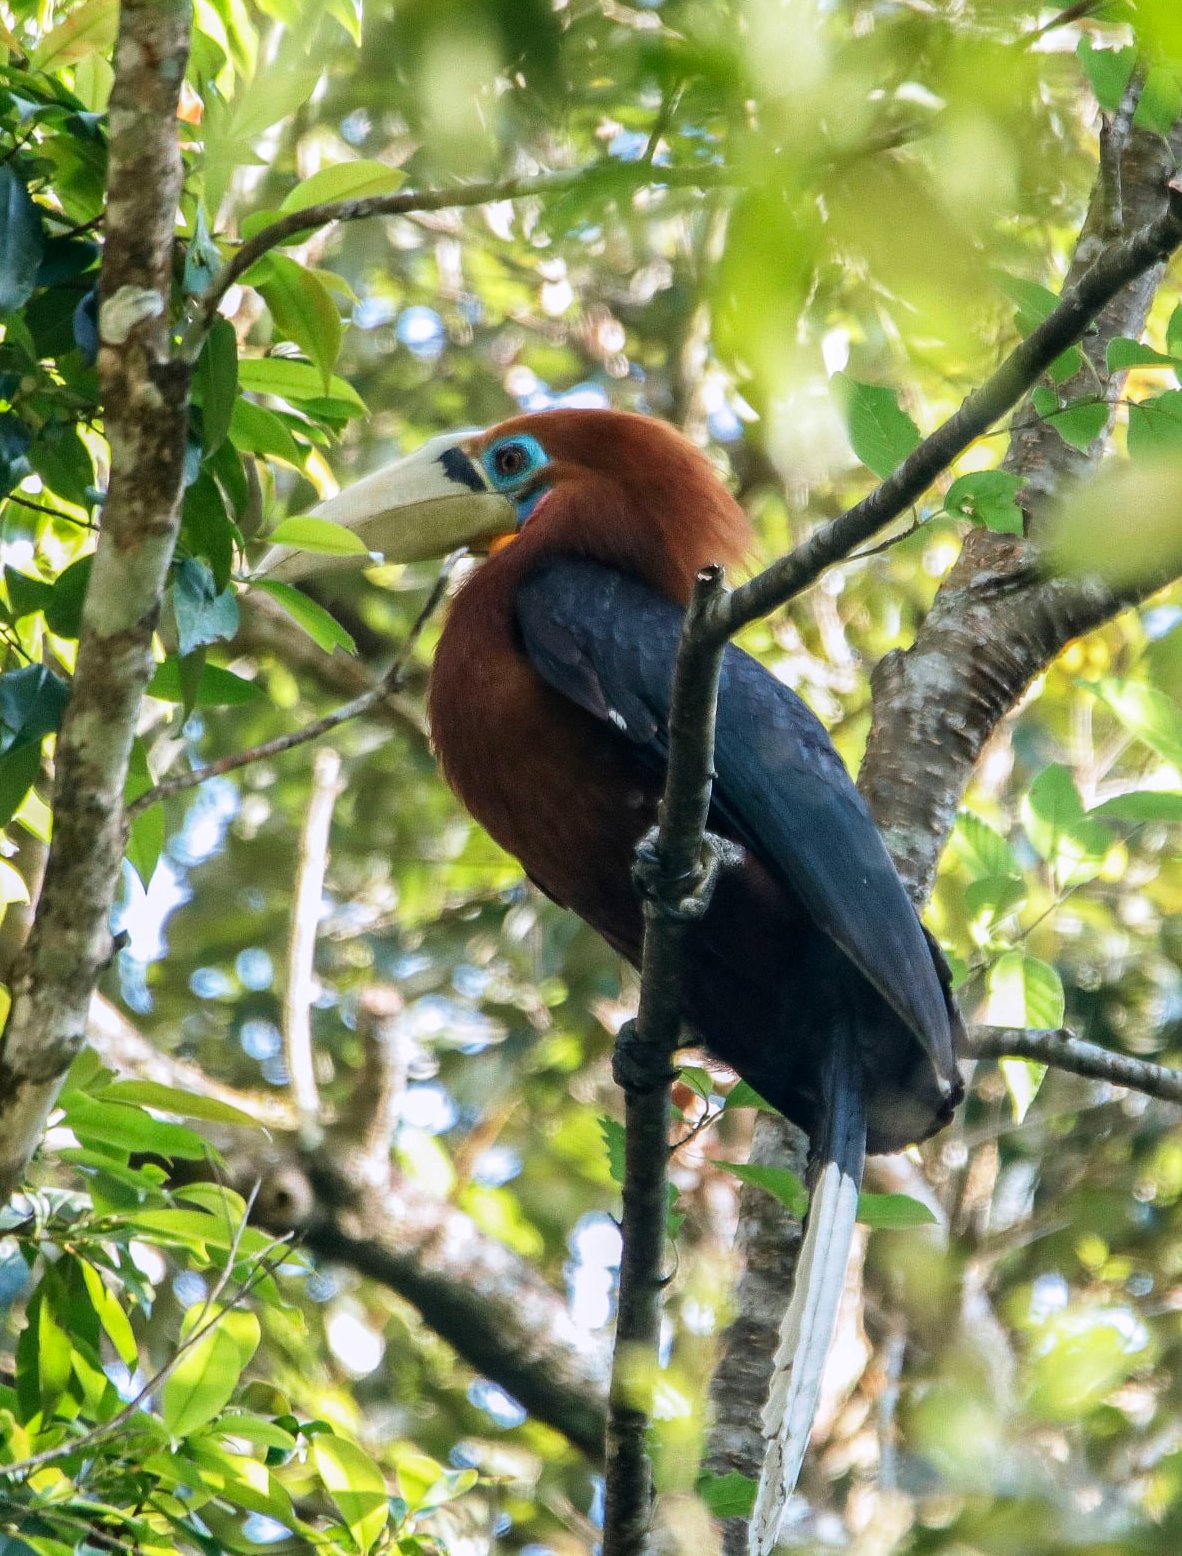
284,747,342,1137
710,178,1182,643
605,564,729,1556
180,163,736,358
0,0,193,1207
964,1025,1182,1106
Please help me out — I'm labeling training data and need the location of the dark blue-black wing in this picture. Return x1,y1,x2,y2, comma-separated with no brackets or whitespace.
516,557,959,1090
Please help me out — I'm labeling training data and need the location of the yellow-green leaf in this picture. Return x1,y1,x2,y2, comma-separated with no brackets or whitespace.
30,0,117,69
257,255,342,393
267,516,370,556
312,1434,390,1555
163,1309,260,1439
280,160,405,215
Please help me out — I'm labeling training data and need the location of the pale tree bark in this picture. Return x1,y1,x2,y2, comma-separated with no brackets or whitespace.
703,85,1182,1553
0,0,193,1202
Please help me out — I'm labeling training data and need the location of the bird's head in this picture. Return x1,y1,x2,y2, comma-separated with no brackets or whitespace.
260,409,750,603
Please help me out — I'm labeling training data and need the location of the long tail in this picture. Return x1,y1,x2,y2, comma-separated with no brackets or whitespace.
748,1027,867,1556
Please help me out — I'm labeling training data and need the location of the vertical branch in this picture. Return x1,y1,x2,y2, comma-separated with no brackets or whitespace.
0,0,194,1204
284,746,343,1140
605,565,729,1556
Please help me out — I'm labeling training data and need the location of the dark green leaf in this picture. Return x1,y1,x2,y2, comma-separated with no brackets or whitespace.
0,165,46,315
62,1095,210,1160
182,472,236,593
193,318,239,455
0,664,69,754
1045,400,1108,453
44,554,92,638
0,412,32,499
5,567,54,620
0,742,42,828
171,557,239,657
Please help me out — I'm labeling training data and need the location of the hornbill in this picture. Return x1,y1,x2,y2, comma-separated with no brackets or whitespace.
263,409,965,1550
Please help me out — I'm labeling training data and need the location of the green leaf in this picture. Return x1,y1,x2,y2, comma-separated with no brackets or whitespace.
723,1080,776,1111
1106,337,1179,372
253,579,356,654
148,657,263,708
79,1259,138,1368
1168,306,1182,361
1077,40,1135,111
0,743,43,829
5,568,54,621
1133,65,1182,135
279,160,405,214
163,1309,260,1439
1000,1056,1047,1124
193,318,239,454
29,0,118,69
229,399,304,467
600,1115,626,1185
1044,399,1108,453
1022,765,1110,886
257,255,342,393
995,273,1058,332
266,515,370,556
835,375,921,480
982,951,1065,1031
0,166,46,315
1089,790,1182,823
96,1080,263,1129
964,874,1027,931
312,1434,390,1555
954,812,1020,879
855,1192,936,1229
238,357,366,413
1089,678,1182,767
717,1161,808,1218
678,1066,714,1101
36,1279,73,1416
1128,391,1182,459
62,1096,211,1160
697,1470,757,1518
171,557,240,657
944,470,1023,535
0,664,69,755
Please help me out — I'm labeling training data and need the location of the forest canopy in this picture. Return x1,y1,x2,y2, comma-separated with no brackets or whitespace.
0,2,1181,1555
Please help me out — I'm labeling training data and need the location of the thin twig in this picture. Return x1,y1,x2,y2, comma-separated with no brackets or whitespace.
180,163,736,358
605,564,729,1556
710,179,1182,643
284,747,343,1140
964,1025,1182,1106
126,551,462,818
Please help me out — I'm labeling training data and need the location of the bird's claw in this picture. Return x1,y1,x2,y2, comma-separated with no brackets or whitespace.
631,828,721,924
612,1018,678,1094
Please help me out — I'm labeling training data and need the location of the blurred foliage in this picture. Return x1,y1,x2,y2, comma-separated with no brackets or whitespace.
0,0,1180,1552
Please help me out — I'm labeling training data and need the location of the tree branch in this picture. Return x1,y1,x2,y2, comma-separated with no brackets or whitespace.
709,176,1182,643
0,0,193,1206
605,565,729,1556
964,1025,1182,1106
180,163,736,358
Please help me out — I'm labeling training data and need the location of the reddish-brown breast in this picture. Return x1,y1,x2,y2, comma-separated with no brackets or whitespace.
427,411,752,946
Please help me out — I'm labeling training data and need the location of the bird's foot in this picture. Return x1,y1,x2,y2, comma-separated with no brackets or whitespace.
631,827,721,923
612,1019,678,1094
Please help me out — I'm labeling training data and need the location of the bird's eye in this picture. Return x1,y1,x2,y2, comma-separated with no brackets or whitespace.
492,441,530,481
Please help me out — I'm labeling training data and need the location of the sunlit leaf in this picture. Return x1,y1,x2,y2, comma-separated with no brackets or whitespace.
253,577,357,653
29,0,118,70
266,515,370,556
257,254,342,393
238,356,366,412
279,160,406,214
982,951,1065,1032
855,1192,936,1229
163,1309,261,1438
1089,678,1182,767
312,1434,390,1555
717,1161,807,1217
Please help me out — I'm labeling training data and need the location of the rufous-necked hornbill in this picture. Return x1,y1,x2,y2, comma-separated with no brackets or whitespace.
262,409,965,1549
